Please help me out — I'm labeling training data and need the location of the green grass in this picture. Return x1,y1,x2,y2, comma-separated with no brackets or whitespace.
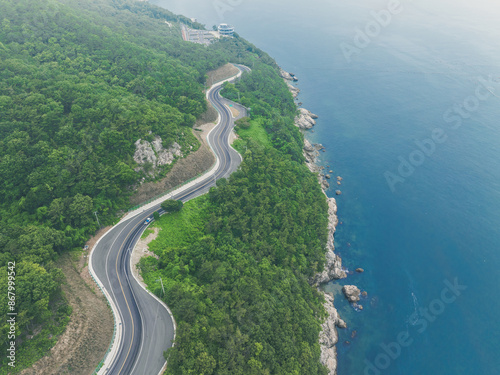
233,118,272,153
139,196,208,299
141,228,154,239
147,195,208,255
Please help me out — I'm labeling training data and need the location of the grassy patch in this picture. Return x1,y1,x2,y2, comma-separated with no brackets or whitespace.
139,196,208,299
233,118,272,153
141,228,154,239
147,195,208,255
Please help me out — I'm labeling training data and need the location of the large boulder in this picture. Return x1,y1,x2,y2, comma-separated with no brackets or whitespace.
342,285,361,303
279,68,294,80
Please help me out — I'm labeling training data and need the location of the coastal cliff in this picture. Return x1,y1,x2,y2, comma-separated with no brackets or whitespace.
282,67,347,375
295,108,319,130
312,197,347,285
320,292,347,374
314,196,347,375
287,82,300,98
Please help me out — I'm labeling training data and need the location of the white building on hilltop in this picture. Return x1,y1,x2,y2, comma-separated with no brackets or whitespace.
218,23,235,37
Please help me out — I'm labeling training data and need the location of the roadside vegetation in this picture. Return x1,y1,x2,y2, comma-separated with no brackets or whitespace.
161,199,184,213
0,0,282,371
141,60,331,374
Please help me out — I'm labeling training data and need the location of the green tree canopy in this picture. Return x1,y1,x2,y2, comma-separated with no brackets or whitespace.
161,199,184,213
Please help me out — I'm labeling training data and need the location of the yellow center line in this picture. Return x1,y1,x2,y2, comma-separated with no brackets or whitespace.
115,222,139,375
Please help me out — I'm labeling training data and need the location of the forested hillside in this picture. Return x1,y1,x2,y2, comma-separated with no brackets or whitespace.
0,0,279,371
140,41,332,374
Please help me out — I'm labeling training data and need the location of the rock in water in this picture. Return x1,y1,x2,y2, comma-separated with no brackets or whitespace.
342,285,361,303
336,318,347,329
355,268,364,273
279,68,294,80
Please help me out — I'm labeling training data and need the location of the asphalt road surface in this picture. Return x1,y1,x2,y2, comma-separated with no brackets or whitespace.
91,66,249,375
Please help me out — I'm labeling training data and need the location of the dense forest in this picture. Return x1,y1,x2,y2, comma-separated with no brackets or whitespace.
140,40,331,374
0,0,282,371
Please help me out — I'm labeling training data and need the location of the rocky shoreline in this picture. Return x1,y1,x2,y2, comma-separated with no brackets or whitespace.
314,195,348,375
296,108,319,130
281,67,348,375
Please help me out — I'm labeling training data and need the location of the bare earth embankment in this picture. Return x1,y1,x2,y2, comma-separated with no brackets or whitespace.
20,228,114,375
131,227,160,284
206,63,240,86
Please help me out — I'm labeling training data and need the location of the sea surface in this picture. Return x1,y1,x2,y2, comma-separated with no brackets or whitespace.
151,1,500,374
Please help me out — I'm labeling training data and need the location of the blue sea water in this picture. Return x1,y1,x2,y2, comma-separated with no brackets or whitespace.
152,1,500,374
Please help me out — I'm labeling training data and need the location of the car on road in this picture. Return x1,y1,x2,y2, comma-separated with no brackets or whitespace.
144,218,152,225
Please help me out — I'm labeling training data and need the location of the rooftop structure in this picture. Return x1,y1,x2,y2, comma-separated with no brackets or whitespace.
218,23,235,37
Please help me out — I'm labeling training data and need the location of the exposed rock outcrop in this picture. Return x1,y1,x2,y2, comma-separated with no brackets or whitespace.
303,139,320,173
311,198,347,285
319,293,347,375
342,285,361,303
279,68,294,80
287,82,300,98
293,70,347,375
303,138,316,153
312,196,347,375
133,135,183,176
295,108,318,129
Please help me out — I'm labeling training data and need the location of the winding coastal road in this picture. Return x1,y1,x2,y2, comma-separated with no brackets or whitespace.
89,65,249,375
